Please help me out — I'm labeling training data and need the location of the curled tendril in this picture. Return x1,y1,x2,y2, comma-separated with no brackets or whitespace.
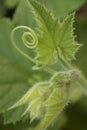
22,28,38,49
11,26,57,74
11,26,38,63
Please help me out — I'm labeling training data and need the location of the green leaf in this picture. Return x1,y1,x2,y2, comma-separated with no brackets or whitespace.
4,82,50,123
0,18,35,74
0,19,14,60
0,0,85,128
13,0,36,28
4,0,20,8
29,0,81,65
0,57,29,118
0,119,30,130
0,18,47,123
0,11,33,125
56,13,80,61
6,70,79,129
48,113,67,130
37,89,68,130
45,0,86,18
35,70,81,130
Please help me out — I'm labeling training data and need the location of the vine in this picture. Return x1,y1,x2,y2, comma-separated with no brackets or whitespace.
9,0,87,130
11,25,57,74
11,26,38,63
10,24,87,130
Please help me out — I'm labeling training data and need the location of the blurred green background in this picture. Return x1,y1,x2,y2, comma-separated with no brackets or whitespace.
0,0,87,130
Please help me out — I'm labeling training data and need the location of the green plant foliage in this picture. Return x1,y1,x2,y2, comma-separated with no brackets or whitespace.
0,58,30,124
28,0,81,65
45,0,86,18
13,0,36,28
5,70,80,129
4,0,21,8
0,18,48,124
0,0,87,130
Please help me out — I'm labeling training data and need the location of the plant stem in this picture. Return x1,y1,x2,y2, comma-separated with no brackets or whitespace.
58,58,87,95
